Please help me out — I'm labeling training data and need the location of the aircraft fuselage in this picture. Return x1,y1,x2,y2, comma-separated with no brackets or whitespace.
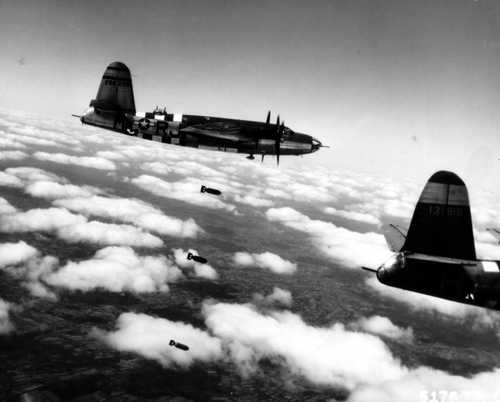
81,109,321,158
375,253,500,310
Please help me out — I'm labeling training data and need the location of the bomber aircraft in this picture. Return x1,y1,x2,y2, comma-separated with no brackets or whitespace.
75,62,324,164
362,171,500,310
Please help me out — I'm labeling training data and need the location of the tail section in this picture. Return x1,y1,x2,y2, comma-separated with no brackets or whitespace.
90,62,135,114
402,171,476,260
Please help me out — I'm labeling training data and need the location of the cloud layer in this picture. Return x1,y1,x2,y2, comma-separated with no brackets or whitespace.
233,251,297,275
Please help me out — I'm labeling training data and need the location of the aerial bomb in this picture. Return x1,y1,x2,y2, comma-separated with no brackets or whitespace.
187,252,208,264
200,185,222,196
169,339,189,351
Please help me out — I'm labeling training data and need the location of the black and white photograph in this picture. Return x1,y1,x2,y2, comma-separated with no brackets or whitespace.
1,1,500,401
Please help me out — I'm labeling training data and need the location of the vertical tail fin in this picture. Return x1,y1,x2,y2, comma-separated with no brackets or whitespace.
90,62,135,114
402,171,476,260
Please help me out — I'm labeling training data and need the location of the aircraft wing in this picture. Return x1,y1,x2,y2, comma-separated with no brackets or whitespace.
487,228,500,242
181,122,254,143
382,224,407,252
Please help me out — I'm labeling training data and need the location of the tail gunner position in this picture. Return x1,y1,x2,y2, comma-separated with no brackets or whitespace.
76,62,324,164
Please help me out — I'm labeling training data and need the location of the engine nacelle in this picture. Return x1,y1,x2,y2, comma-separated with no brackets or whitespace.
377,253,406,285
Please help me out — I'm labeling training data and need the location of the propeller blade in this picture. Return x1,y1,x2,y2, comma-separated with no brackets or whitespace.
261,153,265,163
266,111,271,124
275,118,282,166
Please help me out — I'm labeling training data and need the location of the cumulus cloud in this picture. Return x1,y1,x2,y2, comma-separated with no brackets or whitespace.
54,196,202,238
0,242,58,300
46,247,182,293
0,298,14,334
5,166,62,183
234,251,297,275
266,207,392,268
57,221,163,248
0,207,163,248
33,151,116,170
172,248,218,280
0,150,28,160
234,194,274,208
0,207,87,232
203,301,500,401
324,206,381,226
0,241,39,267
203,301,406,387
0,197,17,214
94,312,223,367
130,175,236,212
25,181,102,200
0,171,24,188
253,287,293,307
350,315,414,343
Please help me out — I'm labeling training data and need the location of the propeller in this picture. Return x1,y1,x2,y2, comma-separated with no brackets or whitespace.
275,116,285,165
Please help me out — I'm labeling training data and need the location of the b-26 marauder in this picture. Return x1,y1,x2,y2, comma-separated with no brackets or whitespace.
75,62,324,164
363,171,500,310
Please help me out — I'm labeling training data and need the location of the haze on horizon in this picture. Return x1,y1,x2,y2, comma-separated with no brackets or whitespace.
1,0,500,193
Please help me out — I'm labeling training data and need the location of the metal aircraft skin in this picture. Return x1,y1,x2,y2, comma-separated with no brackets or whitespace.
363,171,500,311
76,62,324,164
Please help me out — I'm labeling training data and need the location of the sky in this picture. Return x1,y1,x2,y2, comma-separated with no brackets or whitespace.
1,0,500,189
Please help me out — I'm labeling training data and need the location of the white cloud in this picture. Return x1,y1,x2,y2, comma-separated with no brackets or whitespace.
234,194,274,208
0,198,17,214
172,248,218,280
347,367,500,402
54,196,202,238
5,166,62,183
0,207,87,232
140,161,171,175
0,150,28,160
234,251,297,275
350,315,414,342
94,312,223,367
57,220,163,248
203,301,406,387
0,171,24,188
26,181,101,200
266,207,392,269
203,301,500,401
0,207,163,247
0,243,59,300
0,298,14,334
254,287,293,307
0,241,39,267
46,247,182,293
324,206,381,226
33,151,116,170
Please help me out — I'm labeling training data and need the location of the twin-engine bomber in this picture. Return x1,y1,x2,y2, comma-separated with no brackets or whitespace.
76,62,324,164
363,171,500,310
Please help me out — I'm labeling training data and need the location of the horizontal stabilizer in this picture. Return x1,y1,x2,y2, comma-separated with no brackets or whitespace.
487,228,500,242
405,252,476,266
382,224,407,252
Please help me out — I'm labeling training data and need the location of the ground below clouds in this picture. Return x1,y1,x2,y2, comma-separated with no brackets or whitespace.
0,110,500,401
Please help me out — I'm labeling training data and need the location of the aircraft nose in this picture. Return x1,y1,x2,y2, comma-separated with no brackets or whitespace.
311,137,322,152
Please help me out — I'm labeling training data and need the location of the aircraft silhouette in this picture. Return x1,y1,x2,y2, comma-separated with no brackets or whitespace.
75,62,324,164
363,170,500,310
